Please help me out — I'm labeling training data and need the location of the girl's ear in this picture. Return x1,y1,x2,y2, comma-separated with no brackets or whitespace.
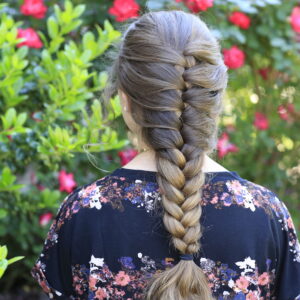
118,89,131,112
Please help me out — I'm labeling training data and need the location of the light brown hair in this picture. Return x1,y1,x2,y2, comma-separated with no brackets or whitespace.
102,10,228,300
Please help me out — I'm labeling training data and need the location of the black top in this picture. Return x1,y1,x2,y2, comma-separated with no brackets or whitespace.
31,167,300,299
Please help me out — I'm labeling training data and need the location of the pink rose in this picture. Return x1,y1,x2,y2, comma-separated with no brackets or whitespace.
39,212,53,226
223,46,245,69
108,0,140,22
17,28,43,48
118,149,138,166
253,112,269,130
290,7,300,33
58,170,77,193
176,0,214,13
20,0,47,19
217,132,239,158
229,11,251,29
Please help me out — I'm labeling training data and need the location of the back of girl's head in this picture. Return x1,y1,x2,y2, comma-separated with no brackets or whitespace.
103,10,228,300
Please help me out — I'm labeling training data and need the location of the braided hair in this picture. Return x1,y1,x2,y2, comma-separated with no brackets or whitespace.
103,10,228,300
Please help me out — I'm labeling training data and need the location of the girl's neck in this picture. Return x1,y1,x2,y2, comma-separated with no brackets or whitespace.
122,150,229,173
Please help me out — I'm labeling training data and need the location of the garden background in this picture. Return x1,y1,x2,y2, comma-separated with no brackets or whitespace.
0,0,299,298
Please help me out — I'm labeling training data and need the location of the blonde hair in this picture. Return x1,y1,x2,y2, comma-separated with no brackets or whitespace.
103,10,228,300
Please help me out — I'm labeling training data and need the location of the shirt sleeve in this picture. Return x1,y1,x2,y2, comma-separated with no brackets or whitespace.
271,194,300,299
31,188,81,299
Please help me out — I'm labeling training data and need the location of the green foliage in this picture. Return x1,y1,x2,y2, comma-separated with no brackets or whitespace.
0,245,24,279
0,166,25,192
0,0,127,292
0,13,29,108
0,108,28,138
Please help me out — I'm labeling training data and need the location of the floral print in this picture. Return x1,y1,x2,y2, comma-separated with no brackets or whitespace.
68,254,277,299
31,167,300,299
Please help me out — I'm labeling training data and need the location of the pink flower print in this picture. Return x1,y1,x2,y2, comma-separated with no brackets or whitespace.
211,195,218,204
89,276,97,291
221,192,232,206
258,272,269,285
115,271,130,286
95,287,107,299
75,283,84,295
115,289,126,296
84,183,97,195
100,196,109,203
71,201,80,214
287,217,295,229
229,180,243,193
246,291,259,300
65,208,70,218
236,276,249,290
40,278,51,293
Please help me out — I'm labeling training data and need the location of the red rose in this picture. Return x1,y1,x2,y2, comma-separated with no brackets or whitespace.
39,212,53,226
176,0,214,13
17,28,43,48
223,46,245,69
108,0,140,22
229,11,251,29
58,170,77,193
258,68,270,81
217,132,239,159
277,103,295,121
20,0,47,19
118,149,138,166
253,112,269,130
290,7,300,33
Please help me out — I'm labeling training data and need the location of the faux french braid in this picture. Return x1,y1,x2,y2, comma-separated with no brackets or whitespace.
103,10,228,300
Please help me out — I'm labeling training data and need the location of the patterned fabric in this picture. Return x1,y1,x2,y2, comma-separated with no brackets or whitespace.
31,167,300,299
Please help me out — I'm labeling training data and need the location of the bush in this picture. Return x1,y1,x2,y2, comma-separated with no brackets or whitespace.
0,0,127,292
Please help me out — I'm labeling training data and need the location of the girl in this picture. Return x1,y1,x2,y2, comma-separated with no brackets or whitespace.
32,10,300,299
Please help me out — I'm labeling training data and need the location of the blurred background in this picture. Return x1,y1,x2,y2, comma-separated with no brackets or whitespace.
0,0,299,298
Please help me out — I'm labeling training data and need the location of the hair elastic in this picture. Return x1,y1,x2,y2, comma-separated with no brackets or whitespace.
180,254,194,261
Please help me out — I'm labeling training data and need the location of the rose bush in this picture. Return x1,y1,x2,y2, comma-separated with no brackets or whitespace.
0,0,299,296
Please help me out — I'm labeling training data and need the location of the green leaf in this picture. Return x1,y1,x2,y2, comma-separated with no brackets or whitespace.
0,259,8,279
16,46,28,59
5,108,16,129
54,4,62,22
73,4,85,18
7,256,24,265
47,16,59,39
0,246,8,260
1,167,15,186
15,112,27,127
0,209,7,219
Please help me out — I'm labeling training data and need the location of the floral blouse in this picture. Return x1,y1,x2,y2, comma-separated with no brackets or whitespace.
31,167,300,300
